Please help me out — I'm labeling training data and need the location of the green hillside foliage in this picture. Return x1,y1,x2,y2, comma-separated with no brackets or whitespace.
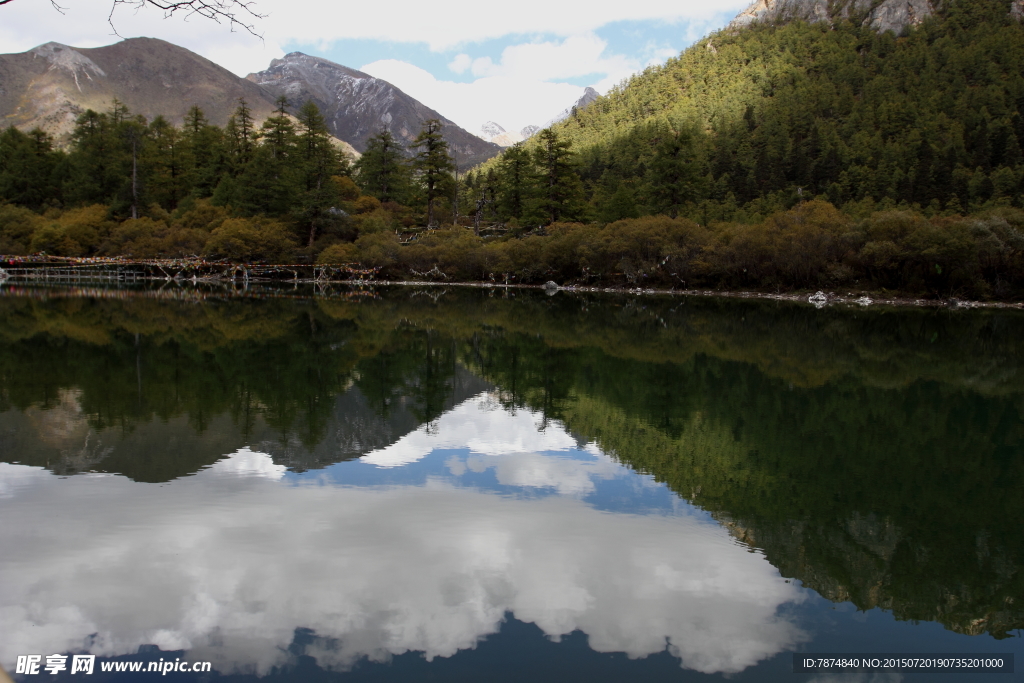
489,0,1024,220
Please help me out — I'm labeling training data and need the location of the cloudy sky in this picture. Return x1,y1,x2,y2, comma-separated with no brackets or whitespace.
0,0,747,135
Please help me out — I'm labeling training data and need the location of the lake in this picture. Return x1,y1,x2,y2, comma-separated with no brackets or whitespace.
1,284,1021,682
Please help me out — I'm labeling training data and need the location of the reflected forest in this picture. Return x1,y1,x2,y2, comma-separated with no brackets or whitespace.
1,286,1022,640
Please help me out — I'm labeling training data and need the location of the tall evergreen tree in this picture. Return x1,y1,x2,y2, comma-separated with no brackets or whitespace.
411,119,455,227
147,116,188,211
182,105,223,197
237,96,299,215
296,100,347,247
532,129,584,224
496,142,532,222
355,130,411,203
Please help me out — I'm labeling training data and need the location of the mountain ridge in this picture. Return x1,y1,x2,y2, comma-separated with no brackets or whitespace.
0,38,502,168
247,51,502,168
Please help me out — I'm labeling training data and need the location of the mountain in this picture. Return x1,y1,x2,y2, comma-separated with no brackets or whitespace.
520,125,541,139
729,0,938,33
544,86,599,128
0,38,278,143
247,52,502,168
480,121,525,147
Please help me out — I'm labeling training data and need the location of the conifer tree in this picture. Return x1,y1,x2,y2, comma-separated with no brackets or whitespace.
296,99,347,247
355,130,411,203
411,119,455,227
0,127,64,210
532,129,584,224
496,142,532,222
147,116,188,210
237,96,298,215
182,105,223,197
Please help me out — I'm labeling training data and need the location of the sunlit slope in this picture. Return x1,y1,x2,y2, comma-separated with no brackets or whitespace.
506,0,1024,214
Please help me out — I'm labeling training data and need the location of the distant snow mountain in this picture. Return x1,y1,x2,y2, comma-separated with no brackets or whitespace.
479,121,528,147
520,125,541,139
544,87,600,128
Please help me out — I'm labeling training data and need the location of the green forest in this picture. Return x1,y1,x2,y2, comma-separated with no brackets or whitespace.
4,0,1024,296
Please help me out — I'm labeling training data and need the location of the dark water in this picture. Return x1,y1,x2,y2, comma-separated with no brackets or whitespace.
1,284,1022,682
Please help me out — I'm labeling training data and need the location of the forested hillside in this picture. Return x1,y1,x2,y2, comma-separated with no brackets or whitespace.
477,0,1024,221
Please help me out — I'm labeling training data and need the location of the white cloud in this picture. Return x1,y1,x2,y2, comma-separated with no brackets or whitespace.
361,58,586,137
448,53,472,74
0,451,807,675
360,33,644,134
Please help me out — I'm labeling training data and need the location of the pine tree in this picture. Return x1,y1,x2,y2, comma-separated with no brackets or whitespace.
65,109,121,206
532,129,584,224
355,130,411,203
182,105,223,197
237,96,299,215
496,142,533,222
296,100,347,247
411,119,456,227
147,116,188,210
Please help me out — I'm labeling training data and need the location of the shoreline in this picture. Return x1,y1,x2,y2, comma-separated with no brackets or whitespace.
374,280,1024,310
4,266,1024,309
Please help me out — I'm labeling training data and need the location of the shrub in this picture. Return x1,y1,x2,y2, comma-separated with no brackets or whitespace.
317,242,359,264
203,217,297,262
0,204,43,254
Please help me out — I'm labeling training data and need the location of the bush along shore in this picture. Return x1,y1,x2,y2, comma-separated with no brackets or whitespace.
3,199,1024,301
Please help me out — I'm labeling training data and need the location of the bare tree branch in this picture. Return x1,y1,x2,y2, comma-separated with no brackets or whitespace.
109,0,265,39
0,0,263,40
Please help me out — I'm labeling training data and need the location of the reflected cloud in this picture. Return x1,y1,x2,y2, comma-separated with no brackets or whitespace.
362,393,578,468
446,451,625,496
1,439,806,677
202,447,287,480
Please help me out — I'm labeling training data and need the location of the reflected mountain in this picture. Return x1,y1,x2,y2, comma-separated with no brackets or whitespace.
1,284,1023,647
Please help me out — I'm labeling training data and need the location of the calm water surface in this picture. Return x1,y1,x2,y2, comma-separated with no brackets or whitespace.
1,285,1022,681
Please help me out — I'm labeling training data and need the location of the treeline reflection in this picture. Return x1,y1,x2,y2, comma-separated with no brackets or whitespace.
1,286,1022,637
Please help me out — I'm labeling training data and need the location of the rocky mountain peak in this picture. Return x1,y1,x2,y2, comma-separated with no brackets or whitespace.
30,42,106,87
247,55,501,167
544,86,601,128
481,121,506,138
727,0,949,34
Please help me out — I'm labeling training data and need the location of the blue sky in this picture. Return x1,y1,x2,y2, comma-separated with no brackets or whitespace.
0,0,748,136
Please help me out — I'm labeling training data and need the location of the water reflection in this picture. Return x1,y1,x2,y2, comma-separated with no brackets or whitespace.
1,285,1022,679
0,399,805,675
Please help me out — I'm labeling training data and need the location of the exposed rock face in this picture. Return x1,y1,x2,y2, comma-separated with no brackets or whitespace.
520,124,540,139
727,0,997,34
0,38,277,144
248,53,502,168
545,86,600,128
